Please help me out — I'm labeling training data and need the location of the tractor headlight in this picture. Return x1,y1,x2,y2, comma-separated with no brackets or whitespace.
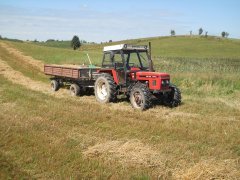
161,80,170,86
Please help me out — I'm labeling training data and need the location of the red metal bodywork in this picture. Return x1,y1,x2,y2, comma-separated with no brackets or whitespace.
135,71,170,90
98,68,170,91
97,69,120,84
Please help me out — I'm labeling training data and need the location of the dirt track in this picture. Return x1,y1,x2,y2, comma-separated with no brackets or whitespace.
0,42,44,72
0,57,49,92
0,56,70,98
0,42,80,98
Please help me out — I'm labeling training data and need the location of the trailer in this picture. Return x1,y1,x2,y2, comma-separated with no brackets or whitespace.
44,64,100,96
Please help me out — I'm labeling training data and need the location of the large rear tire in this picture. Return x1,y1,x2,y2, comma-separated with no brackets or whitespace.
164,84,181,107
51,80,59,91
94,73,117,103
130,83,152,110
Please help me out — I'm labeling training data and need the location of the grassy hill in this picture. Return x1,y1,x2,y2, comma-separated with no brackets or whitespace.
0,36,240,179
7,36,240,63
5,36,240,96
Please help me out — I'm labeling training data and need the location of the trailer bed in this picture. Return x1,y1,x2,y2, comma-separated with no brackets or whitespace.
44,64,99,80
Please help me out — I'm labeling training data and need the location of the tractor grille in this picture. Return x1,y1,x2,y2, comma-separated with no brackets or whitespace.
161,79,170,87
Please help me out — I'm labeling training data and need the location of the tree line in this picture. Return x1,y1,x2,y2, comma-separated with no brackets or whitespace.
170,28,230,38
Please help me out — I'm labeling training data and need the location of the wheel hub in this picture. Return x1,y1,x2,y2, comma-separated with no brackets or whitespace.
97,81,108,100
133,92,143,106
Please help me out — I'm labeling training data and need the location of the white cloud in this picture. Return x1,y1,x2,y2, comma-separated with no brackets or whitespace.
0,5,189,42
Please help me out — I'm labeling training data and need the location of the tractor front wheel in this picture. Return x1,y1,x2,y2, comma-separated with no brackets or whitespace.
164,84,181,107
94,73,117,103
130,83,152,110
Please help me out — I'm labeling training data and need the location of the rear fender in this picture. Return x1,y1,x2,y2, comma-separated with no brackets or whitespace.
97,69,119,84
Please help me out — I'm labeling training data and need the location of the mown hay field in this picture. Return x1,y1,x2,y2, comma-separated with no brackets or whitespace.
0,36,240,179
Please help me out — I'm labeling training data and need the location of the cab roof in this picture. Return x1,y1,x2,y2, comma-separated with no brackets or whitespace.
103,44,148,52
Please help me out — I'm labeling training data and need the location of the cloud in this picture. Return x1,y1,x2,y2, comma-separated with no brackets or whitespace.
0,4,189,42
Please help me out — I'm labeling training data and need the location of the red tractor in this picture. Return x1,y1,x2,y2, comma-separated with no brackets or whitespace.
94,44,181,110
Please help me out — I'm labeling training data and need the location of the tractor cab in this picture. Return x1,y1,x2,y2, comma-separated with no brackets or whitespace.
102,44,152,72
100,44,156,85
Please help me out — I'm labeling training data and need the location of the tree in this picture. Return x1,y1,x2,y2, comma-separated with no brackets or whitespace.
46,39,55,42
190,30,192,36
170,30,175,36
109,40,112,43
205,31,208,38
221,31,226,38
225,32,229,38
199,28,203,36
71,35,81,50
0,35,2,39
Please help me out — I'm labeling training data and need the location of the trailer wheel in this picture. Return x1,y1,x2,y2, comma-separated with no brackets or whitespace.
70,84,80,96
130,83,152,110
94,73,117,103
164,84,181,107
51,80,59,91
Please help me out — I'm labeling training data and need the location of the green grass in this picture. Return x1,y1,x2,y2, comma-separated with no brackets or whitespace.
8,36,240,64
0,75,240,178
151,36,240,58
0,43,48,83
1,36,240,178
33,40,72,49
4,36,240,97
7,40,102,65
7,36,240,97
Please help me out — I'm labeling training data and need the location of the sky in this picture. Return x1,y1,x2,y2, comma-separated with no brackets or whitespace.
0,0,239,42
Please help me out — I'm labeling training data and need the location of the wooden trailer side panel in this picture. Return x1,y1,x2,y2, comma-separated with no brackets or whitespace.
44,65,80,79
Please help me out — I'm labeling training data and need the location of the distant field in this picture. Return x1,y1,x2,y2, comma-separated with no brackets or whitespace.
34,40,72,49
10,36,240,59
0,36,240,179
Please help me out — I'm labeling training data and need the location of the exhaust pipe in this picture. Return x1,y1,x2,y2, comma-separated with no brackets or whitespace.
148,42,154,72
149,42,152,59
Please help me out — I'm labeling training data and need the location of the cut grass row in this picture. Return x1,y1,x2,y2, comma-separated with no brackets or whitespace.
5,40,102,65
0,44,48,83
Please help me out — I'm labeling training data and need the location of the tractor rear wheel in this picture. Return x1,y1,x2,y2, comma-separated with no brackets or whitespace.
70,84,80,96
94,73,117,103
130,83,152,110
51,80,59,91
164,84,181,107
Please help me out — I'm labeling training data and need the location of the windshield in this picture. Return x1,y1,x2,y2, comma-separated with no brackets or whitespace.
126,51,149,70
102,50,150,70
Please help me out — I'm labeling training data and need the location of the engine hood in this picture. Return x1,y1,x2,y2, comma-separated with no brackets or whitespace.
136,71,170,79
